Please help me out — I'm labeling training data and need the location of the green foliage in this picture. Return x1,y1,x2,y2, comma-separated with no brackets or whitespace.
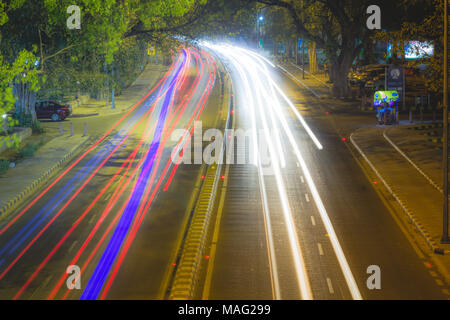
1,0,204,104
0,159,9,175
17,139,43,159
376,0,446,95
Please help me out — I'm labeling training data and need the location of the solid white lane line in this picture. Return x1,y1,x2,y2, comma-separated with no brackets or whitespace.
305,193,310,202
257,161,282,299
300,176,305,183
311,216,316,226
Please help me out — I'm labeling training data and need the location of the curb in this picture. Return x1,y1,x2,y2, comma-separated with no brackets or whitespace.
350,132,444,255
0,137,89,221
277,64,322,99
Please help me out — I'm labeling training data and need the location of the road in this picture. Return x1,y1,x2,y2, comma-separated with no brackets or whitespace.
0,47,221,300
201,44,449,300
0,43,448,300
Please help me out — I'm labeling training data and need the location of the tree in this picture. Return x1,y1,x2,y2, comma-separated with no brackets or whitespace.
0,0,206,109
10,48,42,125
248,0,417,97
376,0,447,96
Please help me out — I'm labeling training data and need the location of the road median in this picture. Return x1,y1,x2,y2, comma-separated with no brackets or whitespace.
168,57,232,300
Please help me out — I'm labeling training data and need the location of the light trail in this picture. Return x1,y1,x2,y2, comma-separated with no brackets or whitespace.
98,56,216,300
52,49,208,300
205,43,362,300
0,57,180,236
14,51,190,299
0,54,184,263
75,48,214,299
1,52,187,282
80,51,188,300
212,46,312,300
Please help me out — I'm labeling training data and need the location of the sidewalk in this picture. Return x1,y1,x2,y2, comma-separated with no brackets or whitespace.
70,63,169,117
351,122,450,254
0,134,88,219
0,62,169,219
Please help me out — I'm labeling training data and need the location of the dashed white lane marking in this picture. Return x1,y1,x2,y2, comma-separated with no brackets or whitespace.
300,176,305,183
326,278,334,294
41,275,52,289
311,216,316,226
89,213,97,224
305,193,310,202
68,240,78,253
296,162,300,167
317,243,324,256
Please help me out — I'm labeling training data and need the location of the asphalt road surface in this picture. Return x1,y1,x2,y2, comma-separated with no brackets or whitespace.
202,44,448,300
0,47,221,300
0,44,448,300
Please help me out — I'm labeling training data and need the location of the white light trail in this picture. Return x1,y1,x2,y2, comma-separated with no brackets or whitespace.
217,45,312,300
205,42,362,300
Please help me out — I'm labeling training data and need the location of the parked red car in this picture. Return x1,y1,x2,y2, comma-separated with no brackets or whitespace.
35,101,72,121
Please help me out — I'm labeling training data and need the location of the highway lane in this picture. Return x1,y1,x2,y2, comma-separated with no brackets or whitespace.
202,45,356,300
277,66,449,299
0,47,220,300
201,44,448,300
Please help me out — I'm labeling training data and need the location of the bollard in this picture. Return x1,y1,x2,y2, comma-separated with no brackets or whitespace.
83,122,87,137
70,122,74,137
59,123,63,136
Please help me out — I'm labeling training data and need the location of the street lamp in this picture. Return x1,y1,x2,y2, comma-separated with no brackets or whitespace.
256,6,269,49
257,16,264,49
442,0,450,244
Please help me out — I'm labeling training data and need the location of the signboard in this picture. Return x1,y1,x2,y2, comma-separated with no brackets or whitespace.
386,65,404,100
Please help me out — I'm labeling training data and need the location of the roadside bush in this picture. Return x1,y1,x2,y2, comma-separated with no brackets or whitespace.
17,141,39,158
0,160,9,175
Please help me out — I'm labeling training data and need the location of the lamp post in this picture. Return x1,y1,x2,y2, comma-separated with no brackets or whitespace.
257,15,264,49
442,0,450,244
301,0,305,79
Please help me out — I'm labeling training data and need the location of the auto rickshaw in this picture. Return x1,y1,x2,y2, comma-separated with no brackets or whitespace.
374,91,399,125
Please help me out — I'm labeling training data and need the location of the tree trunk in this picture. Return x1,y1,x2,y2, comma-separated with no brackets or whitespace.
330,49,355,98
308,41,318,74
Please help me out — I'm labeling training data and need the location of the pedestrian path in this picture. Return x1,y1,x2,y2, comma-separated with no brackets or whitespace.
0,134,88,219
71,64,169,117
352,126,450,256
